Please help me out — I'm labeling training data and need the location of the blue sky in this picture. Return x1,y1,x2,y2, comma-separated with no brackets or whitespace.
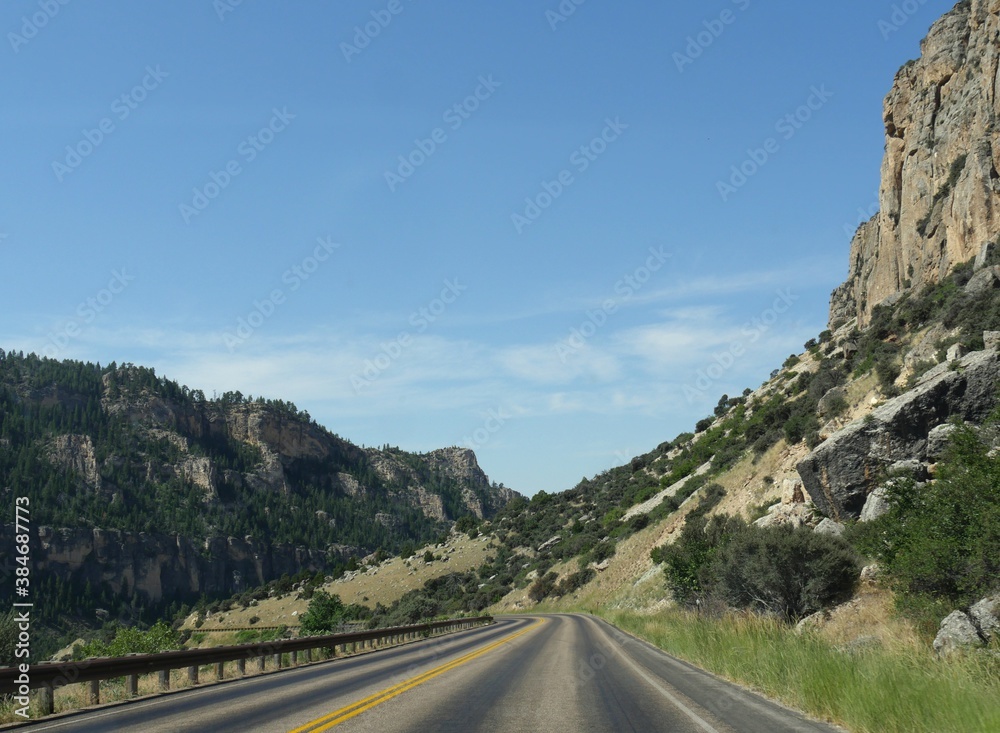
0,0,958,495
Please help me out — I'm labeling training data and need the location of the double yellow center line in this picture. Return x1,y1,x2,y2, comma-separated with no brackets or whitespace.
288,618,544,732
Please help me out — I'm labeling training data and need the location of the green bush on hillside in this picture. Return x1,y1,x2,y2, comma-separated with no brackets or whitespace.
299,591,347,635
76,621,180,659
852,422,1000,606
654,516,859,621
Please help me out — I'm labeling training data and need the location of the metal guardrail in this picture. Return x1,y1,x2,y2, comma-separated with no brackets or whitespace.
0,616,492,716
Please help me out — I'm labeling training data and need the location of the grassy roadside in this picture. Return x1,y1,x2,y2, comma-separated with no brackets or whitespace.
588,607,1000,733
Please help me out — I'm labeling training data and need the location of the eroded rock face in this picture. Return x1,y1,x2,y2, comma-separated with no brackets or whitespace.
831,0,1000,328
797,349,1000,520
48,434,101,490
26,524,346,602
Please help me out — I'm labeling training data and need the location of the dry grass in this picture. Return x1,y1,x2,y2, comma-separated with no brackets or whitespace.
184,533,495,632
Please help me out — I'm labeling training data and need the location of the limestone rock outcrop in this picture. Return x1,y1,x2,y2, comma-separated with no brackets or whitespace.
798,348,1000,520
830,0,1000,328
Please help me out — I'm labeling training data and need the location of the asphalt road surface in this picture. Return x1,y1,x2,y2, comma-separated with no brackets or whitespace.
16,614,842,733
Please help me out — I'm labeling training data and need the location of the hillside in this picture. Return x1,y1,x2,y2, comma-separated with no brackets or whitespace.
236,1,1000,660
0,352,516,654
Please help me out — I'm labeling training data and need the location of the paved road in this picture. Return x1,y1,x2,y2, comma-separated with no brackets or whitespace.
16,614,842,732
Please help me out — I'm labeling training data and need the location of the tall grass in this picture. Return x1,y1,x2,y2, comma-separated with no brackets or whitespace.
595,607,1000,733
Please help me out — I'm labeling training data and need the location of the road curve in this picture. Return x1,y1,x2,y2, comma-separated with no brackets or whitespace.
14,614,842,733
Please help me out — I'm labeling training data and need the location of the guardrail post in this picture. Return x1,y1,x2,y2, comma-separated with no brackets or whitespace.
158,670,170,691
258,656,266,672
38,684,54,716
304,648,311,663
237,658,246,676
88,680,99,706
127,674,138,698
215,662,225,680
272,654,282,669
188,666,199,685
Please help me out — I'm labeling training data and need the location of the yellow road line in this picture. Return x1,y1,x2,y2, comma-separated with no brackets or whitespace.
288,619,544,733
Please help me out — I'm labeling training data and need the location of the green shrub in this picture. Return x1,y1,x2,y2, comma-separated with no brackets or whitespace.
853,423,1000,606
299,591,346,635
655,516,859,621
712,525,859,621
528,572,559,602
78,621,180,659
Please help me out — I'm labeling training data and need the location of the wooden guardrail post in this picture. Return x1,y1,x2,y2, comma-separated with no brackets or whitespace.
258,656,266,672
215,662,225,680
272,654,281,669
237,658,246,676
187,666,198,685
158,670,170,690
303,648,311,663
38,684,54,716
127,674,138,698
88,680,99,705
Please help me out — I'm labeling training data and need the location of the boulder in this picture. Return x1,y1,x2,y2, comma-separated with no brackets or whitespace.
963,266,1000,296
797,350,1000,520
859,487,892,523
859,564,882,585
946,343,968,361
926,423,959,460
933,611,984,656
888,459,929,481
970,594,1000,642
814,518,846,537
985,332,1000,351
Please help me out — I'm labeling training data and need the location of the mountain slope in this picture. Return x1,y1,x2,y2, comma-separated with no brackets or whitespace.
0,351,516,643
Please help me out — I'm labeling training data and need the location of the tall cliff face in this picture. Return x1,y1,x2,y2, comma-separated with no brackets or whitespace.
831,0,1000,328
0,355,518,604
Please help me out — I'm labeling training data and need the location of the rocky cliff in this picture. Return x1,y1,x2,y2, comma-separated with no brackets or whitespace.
0,356,518,604
831,0,1000,328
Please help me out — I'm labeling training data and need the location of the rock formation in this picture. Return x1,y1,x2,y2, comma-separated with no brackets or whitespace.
798,347,1000,520
830,0,1000,328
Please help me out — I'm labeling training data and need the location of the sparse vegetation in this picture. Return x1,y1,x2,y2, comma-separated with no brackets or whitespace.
852,420,1000,610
